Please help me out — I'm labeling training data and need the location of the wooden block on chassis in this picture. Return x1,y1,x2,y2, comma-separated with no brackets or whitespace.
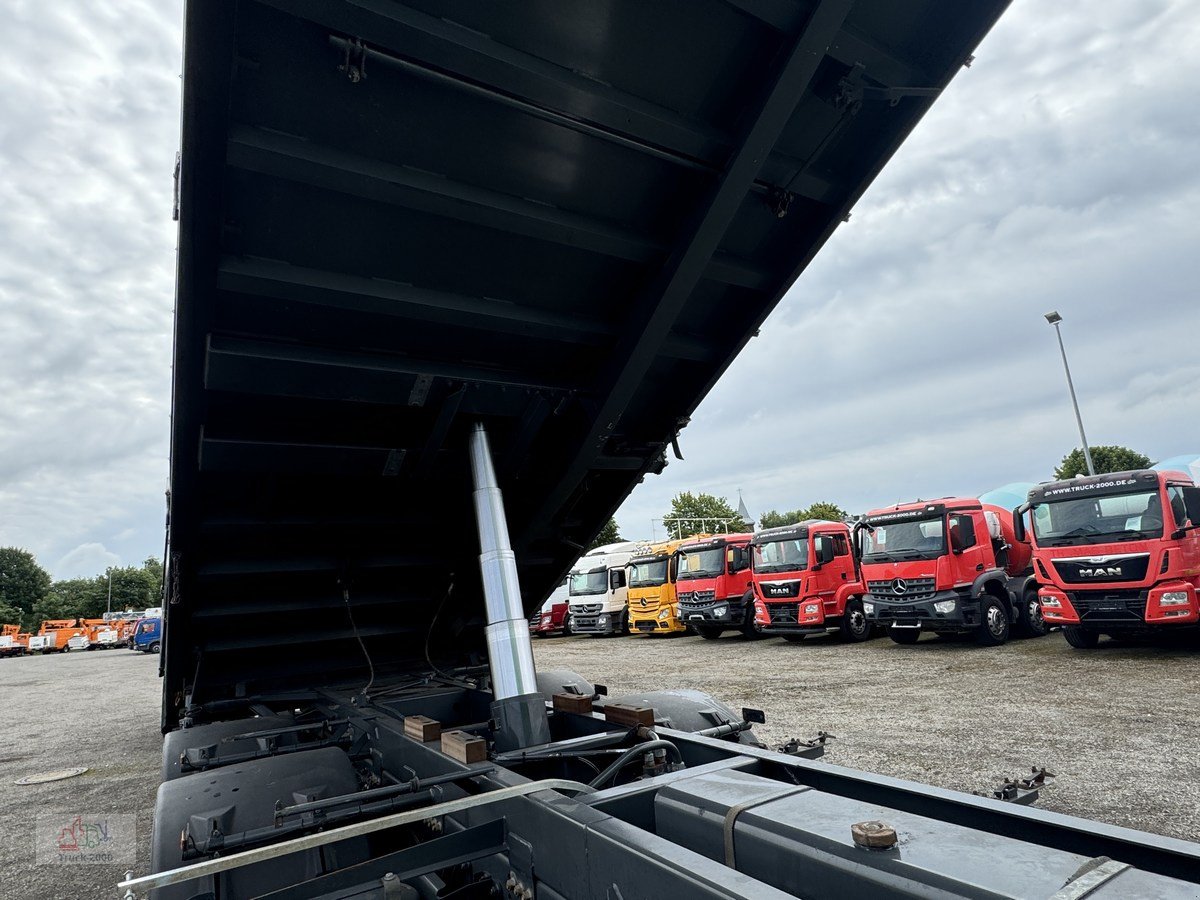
404,715,441,742
552,693,593,715
441,730,487,764
603,703,655,728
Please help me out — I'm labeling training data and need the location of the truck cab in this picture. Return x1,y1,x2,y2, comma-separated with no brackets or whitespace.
529,579,571,637
131,616,162,653
627,539,691,635
676,533,756,639
857,499,1040,646
566,542,640,636
749,521,869,642
1017,469,1200,648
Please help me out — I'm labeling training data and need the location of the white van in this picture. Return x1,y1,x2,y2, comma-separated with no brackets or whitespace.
566,541,640,635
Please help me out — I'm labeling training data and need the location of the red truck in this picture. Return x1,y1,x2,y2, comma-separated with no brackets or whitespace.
748,520,870,642
528,578,571,638
1014,469,1200,648
856,499,1043,646
675,533,757,639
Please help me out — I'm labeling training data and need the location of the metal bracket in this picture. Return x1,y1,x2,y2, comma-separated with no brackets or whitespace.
337,36,368,83
777,731,834,759
837,63,941,111
976,767,1055,805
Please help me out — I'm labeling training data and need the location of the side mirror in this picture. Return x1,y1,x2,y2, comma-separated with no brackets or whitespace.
609,569,625,591
1012,504,1029,544
1184,487,1200,527
949,527,964,554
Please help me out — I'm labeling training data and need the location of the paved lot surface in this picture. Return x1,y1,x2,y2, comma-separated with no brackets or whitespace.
1,629,1198,898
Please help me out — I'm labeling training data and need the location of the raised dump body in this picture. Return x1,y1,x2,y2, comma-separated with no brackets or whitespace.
127,1,1200,898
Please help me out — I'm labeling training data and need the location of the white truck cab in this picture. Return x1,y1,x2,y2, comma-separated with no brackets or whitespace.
566,541,640,636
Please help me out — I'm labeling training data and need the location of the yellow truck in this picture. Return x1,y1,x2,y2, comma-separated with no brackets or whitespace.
627,538,694,635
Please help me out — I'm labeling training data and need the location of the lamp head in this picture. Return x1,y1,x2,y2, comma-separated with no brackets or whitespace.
1044,311,1062,325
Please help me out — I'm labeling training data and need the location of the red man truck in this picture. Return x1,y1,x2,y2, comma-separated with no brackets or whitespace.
1015,469,1200,649
748,520,870,642
675,533,757,639
856,499,1043,646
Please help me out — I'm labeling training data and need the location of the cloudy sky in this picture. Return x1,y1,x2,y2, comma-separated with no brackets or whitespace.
1,2,1198,577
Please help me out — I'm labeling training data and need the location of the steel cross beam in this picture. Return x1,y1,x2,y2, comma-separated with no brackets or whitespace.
529,1,855,532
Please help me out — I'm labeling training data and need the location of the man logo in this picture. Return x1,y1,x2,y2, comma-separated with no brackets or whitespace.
1079,567,1122,577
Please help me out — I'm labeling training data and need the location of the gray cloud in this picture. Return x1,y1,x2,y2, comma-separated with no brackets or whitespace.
1,2,1197,575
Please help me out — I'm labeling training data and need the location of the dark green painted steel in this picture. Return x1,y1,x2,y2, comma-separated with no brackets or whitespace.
166,0,1009,718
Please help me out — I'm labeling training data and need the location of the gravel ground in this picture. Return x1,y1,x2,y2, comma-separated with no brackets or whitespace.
0,650,162,900
1,629,1197,899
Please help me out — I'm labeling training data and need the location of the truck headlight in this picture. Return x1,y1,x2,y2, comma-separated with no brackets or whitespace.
803,604,819,615
713,605,728,617
598,615,609,625
1160,591,1190,606
863,601,874,615
1040,596,1062,609
658,609,670,620
933,599,956,614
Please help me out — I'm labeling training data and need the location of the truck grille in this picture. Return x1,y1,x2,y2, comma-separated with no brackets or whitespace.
767,603,798,625
678,590,716,609
867,578,937,602
571,603,603,615
1069,590,1147,622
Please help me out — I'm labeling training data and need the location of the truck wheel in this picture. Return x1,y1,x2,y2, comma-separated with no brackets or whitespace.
694,625,724,640
150,641,161,654
976,596,1010,646
1062,626,1100,649
889,629,920,645
620,611,631,636
561,619,572,637
839,600,871,643
1015,589,1048,638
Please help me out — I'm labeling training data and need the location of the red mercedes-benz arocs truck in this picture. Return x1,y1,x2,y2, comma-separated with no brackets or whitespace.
1014,469,1200,648
676,533,757,639
856,499,1042,646
748,520,870,642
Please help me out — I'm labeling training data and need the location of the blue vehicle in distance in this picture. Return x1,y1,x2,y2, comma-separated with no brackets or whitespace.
131,617,162,653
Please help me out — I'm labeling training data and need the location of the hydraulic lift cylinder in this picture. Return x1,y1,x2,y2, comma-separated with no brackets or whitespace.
469,423,551,750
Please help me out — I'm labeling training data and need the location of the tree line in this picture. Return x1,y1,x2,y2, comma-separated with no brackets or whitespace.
0,549,163,632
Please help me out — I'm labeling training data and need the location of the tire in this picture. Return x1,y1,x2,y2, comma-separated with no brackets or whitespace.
561,619,572,637
694,625,724,640
619,610,630,636
889,628,920,645
839,599,871,643
62,645,70,654
150,641,161,654
976,595,1010,646
783,634,805,644
1063,626,1100,649
1015,588,1048,638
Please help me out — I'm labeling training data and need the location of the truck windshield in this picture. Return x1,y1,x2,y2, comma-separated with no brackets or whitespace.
752,538,808,574
677,547,724,580
1031,490,1165,545
863,517,945,560
629,558,668,587
569,570,608,596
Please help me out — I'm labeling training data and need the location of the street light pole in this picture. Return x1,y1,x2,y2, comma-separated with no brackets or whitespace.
107,572,112,615
1044,311,1095,476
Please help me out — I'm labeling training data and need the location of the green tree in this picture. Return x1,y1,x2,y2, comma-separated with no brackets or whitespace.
759,502,847,530
0,601,24,628
663,492,747,539
587,519,623,551
1054,446,1152,480
0,548,51,618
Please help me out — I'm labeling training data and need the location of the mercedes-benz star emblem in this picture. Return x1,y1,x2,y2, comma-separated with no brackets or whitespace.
891,578,907,595
639,598,647,607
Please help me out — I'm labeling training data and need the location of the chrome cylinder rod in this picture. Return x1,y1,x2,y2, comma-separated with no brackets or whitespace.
469,423,539,701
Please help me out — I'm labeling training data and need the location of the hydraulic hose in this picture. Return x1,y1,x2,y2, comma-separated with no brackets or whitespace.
587,739,683,788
